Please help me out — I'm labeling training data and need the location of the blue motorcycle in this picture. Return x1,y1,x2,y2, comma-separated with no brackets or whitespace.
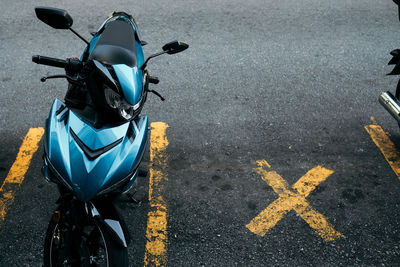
32,7,188,266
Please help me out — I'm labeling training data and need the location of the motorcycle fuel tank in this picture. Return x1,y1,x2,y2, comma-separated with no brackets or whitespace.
44,99,148,202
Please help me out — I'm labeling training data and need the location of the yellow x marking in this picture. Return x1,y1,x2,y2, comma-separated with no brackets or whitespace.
246,160,342,242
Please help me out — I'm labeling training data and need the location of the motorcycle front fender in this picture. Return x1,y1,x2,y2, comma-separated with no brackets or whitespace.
85,201,130,248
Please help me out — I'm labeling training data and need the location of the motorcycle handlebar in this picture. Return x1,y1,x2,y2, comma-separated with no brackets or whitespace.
32,55,83,72
148,75,159,84
32,55,68,68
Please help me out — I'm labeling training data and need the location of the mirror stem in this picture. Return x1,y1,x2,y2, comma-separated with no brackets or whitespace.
140,51,167,71
69,28,89,45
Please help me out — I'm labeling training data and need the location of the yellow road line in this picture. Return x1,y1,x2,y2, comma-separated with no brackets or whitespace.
0,128,44,227
246,160,342,242
365,124,400,180
293,166,334,197
144,122,169,267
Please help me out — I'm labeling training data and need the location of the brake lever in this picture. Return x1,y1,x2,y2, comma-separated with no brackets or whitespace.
41,75,68,82
41,74,84,86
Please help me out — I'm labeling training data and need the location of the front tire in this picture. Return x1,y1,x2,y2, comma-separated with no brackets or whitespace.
43,217,128,267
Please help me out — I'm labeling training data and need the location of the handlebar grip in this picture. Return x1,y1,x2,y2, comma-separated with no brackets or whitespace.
148,75,159,84
32,55,68,68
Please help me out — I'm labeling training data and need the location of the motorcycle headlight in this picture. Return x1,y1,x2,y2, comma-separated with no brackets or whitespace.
104,86,141,120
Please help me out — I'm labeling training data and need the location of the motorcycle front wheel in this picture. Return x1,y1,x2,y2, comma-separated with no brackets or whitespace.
43,218,128,267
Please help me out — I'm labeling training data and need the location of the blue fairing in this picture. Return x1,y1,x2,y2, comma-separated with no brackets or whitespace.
45,99,148,202
113,63,142,105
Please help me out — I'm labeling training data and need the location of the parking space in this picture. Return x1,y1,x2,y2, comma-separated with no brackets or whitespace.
2,117,400,265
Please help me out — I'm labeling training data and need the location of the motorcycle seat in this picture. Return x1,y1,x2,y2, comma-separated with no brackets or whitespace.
89,20,137,67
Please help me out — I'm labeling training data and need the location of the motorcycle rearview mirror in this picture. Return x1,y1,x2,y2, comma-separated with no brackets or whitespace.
140,40,189,71
35,7,73,29
34,6,89,45
162,40,189,55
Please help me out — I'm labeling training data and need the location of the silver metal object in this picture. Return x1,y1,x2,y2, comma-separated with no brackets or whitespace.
379,91,400,123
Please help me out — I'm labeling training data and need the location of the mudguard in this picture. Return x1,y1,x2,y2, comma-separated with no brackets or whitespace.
86,201,130,248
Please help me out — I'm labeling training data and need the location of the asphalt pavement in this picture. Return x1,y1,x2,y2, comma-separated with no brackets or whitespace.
1,0,400,266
